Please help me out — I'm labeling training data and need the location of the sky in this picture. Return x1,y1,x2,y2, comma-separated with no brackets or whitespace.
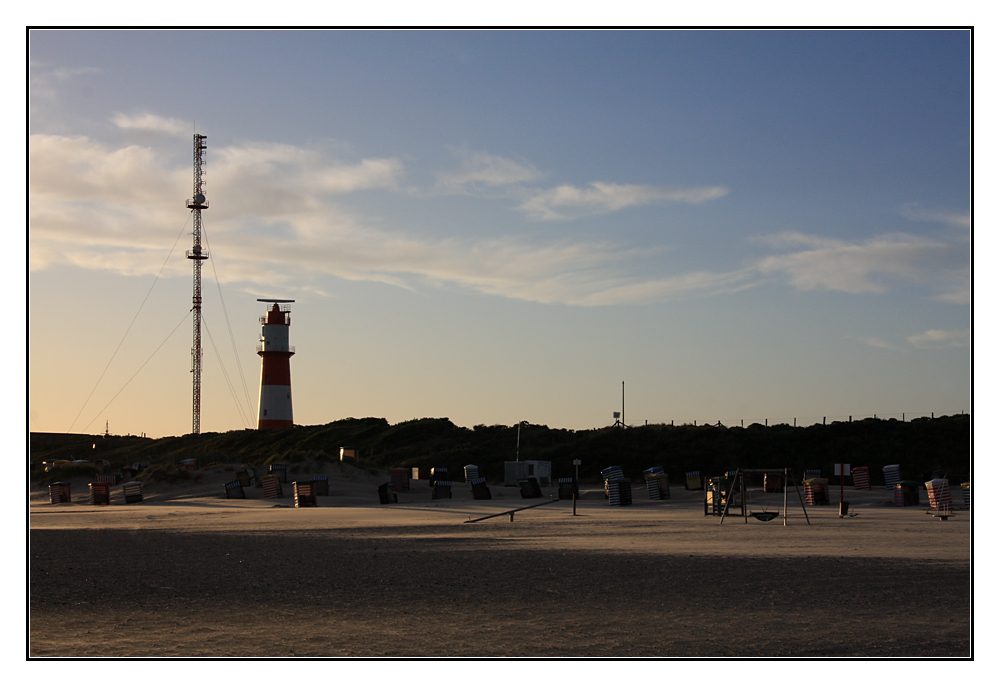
28,29,971,439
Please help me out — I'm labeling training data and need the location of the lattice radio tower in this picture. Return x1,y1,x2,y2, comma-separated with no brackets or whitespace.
185,134,209,434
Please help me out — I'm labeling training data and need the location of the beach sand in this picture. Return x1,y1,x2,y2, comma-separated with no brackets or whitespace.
29,466,970,657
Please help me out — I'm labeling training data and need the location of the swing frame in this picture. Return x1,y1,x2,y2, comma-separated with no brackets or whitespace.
719,468,811,526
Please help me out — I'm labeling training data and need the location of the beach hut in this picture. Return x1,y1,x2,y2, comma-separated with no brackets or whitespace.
122,481,143,504
89,482,110,505
294,481,317,507
224,480,246,499
340,447,358,462
469,477,492,500
882,464,901,490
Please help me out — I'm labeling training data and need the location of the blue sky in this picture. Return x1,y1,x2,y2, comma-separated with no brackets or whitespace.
28,29,970,438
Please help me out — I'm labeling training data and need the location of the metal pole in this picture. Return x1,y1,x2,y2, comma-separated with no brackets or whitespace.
622,380,625,428
783,467,788,526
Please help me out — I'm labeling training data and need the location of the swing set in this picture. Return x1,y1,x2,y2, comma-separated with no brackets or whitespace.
718,468,811,525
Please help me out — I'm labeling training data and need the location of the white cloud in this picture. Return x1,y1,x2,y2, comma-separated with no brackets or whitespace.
112,112,190,137
845,336,906,352
899,203,970,229
436,149,541,190
907,329,969,349
518,182,729,220
753,232,955,295
30,132,743,307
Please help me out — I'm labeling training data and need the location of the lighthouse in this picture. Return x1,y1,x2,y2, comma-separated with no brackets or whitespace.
256,299,295,429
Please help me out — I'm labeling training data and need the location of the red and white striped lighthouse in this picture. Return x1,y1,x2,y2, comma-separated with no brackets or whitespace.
256,299,295,429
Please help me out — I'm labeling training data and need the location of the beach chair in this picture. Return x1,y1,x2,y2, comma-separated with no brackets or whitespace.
89,482,111,505
518,478,543,499
431,480,451,500
685,471,702,490
470,478,492,500
851,466,871,490
607,479,632,506
882,464,901,490
268,464,287,483
312,475,329,496
122,481,143,504
294,481,317,507
261,475,282,499
224,480,246,499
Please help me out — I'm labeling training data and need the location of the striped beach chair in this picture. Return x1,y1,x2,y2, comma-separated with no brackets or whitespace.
961,483,970,511
261,475,282,499
293,481,317,507
882,464,901,490
851,466,871,490
464,465,479,482
89,482,111,505
607,479,632,507
93,473,118,487
235,469,252,488
224,480,246,499
48,482,71,504
925,479,953,512
643,468,669,500
122,481,143,504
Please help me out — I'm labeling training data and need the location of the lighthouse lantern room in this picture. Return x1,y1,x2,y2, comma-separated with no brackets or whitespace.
256,298,295,429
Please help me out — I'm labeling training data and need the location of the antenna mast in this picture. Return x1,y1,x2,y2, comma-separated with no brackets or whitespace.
185,134,209,434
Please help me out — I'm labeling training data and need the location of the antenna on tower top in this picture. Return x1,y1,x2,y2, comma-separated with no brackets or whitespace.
185,134,209,434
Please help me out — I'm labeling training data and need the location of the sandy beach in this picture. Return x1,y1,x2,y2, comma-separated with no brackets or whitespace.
29,465,970,657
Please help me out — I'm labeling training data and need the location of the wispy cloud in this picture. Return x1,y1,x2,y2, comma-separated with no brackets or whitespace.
29,64,101,106
29,132,742,307
907,329,969,349
845,336,907,352
518,182,729,221
753,231,958,295
112,112,191,137
435,149,541,191
898,203,970,229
